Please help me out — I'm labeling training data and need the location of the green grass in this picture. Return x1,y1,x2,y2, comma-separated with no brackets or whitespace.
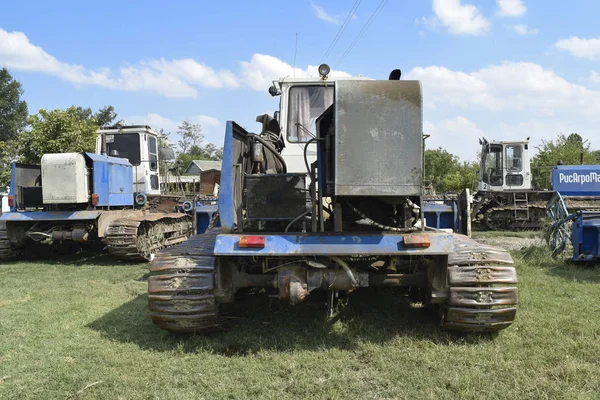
471,230,542,239
1,248,600,399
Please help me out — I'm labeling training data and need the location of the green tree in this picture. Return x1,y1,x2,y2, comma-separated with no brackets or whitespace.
0,141,18,190
0,68,28,142
18,107,99,164
72,105,118,127
94,105,118,127
177,121,203,154
424,148,478,193
424,148,456,192
531,133,595,189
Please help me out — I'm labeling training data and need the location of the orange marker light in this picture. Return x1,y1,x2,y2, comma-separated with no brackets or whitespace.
91,193,99,206
403,234,431,248
7,195,14,208
238,236,266,248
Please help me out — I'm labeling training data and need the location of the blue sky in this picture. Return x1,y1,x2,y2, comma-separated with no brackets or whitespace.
1,0,600,161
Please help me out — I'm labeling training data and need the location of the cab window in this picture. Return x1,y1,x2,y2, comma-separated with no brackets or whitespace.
483,144,503,186
148,136,158,171
286,86,334,143
506,145,523,172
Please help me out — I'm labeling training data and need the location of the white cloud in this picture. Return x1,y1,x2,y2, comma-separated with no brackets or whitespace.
424,116,600,162
406,61,600,118
496,0,526,17
0,28,354,98
424,116,485,160
424,0,490,36
145,58,238,89
555,36,600,60
124,113,180,134
513,24,538,35
191,115,221,128
411,61,600,161
240,53,351,91
588,70,600,85
0,28,238,98
310,1,344,24
123,113,224,146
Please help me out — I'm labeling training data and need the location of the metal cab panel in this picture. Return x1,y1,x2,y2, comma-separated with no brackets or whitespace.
334,80,423,196
41,153,89,204
85,153,134,207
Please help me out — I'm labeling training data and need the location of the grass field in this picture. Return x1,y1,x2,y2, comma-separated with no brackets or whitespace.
471,230,542,239
1,246,600,399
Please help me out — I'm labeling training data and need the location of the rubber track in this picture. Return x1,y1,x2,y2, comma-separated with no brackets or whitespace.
148,230,219,333
444,234,518,333
105,214,193,261
0,221,14,261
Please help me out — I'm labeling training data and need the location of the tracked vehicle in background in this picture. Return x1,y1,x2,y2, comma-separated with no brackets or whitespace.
0,125,192,262
148,66,518,334
472,138,600,230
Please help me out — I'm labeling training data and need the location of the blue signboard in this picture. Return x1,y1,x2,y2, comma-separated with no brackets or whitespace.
552,165,600,196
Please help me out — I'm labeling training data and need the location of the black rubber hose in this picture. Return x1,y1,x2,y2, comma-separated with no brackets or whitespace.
284,208,312,233
303,138,317,176
249,134,287,173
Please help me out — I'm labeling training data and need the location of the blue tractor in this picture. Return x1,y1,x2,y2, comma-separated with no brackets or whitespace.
147,66,519,334
0,125,193,261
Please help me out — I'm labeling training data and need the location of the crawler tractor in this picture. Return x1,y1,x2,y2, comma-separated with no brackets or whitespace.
473,138,600,230
0,125,193,261
148,66,518,334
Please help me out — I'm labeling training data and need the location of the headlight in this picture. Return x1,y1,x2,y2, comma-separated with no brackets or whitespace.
318,63,331,78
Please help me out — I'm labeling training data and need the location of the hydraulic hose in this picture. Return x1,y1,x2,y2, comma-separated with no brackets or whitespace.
330,256,359,287
248,134,287,173
284,208,312,233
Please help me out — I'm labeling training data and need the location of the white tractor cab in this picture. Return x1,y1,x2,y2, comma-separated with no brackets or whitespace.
268,64,370,172
95,125,165,198
478,137,532,192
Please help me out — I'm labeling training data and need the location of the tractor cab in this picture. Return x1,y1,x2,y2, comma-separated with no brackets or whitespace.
478,138,532,192
267,65,370,172
96,125,162,196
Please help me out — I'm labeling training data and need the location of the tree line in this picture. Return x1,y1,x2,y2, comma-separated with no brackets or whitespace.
0,68,222,189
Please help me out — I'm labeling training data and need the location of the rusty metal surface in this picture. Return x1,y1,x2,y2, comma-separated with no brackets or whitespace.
334,80,423,196
443,235,518,333
97,210,143,238
148,230,220,333
214,232,455,256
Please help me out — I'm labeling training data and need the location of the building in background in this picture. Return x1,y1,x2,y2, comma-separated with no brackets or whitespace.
183,160,222,176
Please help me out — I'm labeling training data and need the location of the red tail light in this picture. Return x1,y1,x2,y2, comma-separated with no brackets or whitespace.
91,193,99,206
7,195,14,208
238,236,266,248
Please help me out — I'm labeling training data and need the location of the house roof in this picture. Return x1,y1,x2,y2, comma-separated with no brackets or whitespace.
184,160,222,174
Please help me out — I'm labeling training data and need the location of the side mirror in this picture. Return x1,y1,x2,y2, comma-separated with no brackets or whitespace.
268,85,281,96
159,147,175,161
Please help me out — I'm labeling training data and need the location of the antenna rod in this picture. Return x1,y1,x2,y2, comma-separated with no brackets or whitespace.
293,33,298,77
